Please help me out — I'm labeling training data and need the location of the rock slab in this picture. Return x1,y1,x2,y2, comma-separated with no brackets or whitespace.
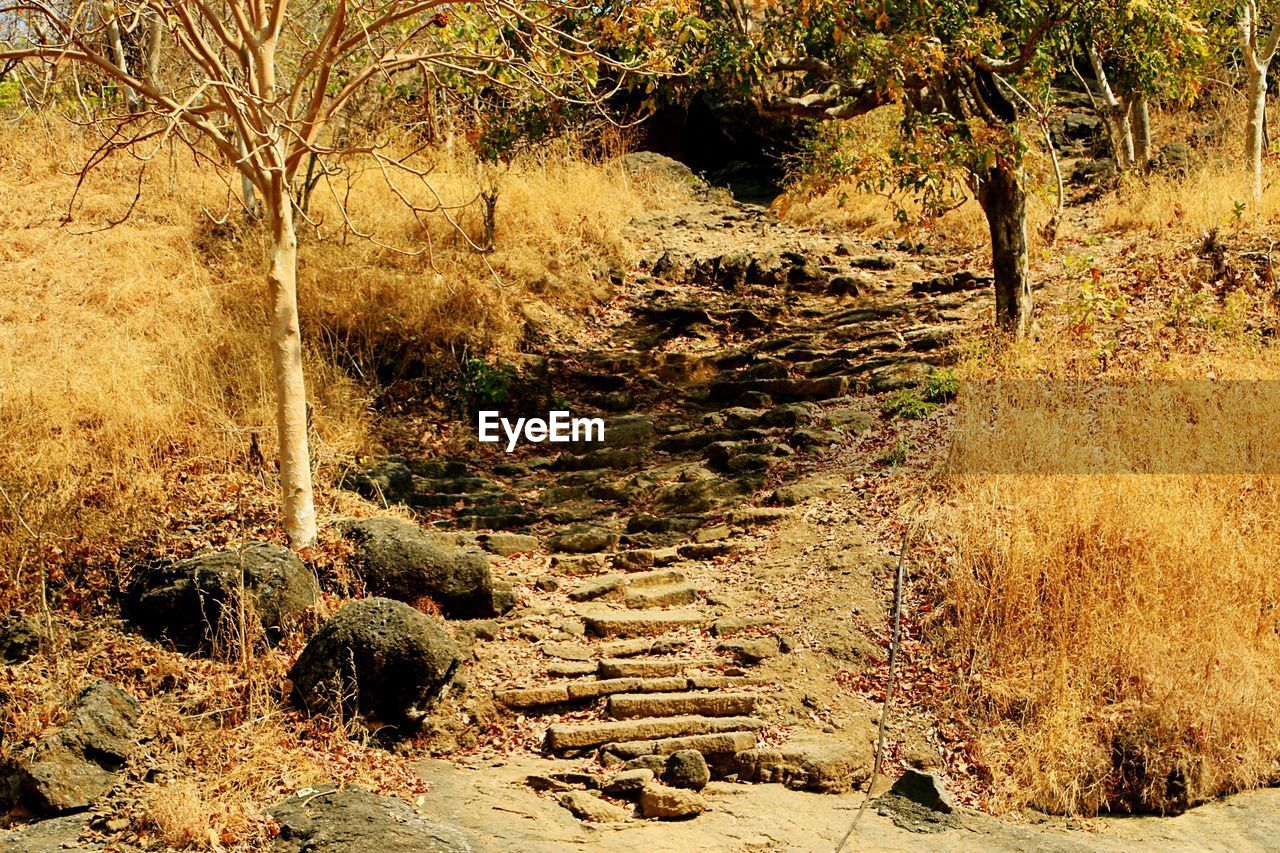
271,787,475,851
5,681,140,813
340,517,506,618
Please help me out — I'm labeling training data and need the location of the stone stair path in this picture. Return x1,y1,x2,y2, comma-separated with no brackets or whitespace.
344,195,992,812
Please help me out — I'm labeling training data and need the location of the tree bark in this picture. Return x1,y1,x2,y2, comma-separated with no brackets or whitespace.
1247,65,1268,202
976,160,1033,338
107,20,138,110
1089,46,1133,170
266,186,318,549
237,133,261,220
1132,94,1152,171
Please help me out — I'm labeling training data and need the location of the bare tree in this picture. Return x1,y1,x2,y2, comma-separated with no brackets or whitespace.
0,0,654,547
1240,0,1280,201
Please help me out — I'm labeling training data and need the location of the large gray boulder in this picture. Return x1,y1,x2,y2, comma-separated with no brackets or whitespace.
124,543,318,651
289,598,462,728
271,787,477,852
4,681,140,813
339,518,507,618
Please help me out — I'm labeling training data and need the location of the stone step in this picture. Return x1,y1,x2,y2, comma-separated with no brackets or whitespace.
565,677,688,702
625,583,699,609
548,661,598,678
497,676,694,709
499,674,752,710
624,569,687,589
602,730,760,761
581,609,705,638
599,636,689,658
608,691,759,719
545,715,766,752
598,658,718,679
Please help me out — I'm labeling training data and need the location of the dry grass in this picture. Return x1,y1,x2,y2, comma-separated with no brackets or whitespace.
0,113,654,847
930,262,1280,815
923,103,1280,814
0,117,655,612
1095,164,1280,236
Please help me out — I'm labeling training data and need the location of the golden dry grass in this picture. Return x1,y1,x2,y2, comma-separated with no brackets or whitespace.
0,118,654,611
0,114,657,848
1095,164,1280,236
931,285,1280,814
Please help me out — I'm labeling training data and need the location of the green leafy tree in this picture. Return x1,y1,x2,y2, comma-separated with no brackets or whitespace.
703,0,1201,337
1082,0,1206,171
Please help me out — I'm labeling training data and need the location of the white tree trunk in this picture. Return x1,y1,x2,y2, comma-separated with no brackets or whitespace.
1247,66,1268,202
237,133,260,220
266,186,318,548
107,20,139,110
1089,46,1134,170
1132,94,1151,170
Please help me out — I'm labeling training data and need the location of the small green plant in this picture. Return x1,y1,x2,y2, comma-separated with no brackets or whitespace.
878,436,915,466
461,358,516,409
921,369,959,403
881,389,937,420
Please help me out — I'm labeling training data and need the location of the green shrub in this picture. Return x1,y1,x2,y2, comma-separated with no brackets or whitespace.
461,358,516,409
881,389,936,420
921,368,959,403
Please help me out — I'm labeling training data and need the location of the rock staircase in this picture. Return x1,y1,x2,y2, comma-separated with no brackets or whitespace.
348,194,991,815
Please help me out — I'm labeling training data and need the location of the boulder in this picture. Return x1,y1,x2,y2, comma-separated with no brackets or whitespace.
557,790,630,823
602,768,654,798
5,681,140,813
888,768,957,813
124,543,318,651
623,755,668,775
637,783,707,820
340,517,506,618
619,152,700,187
662,750,710,790
732,734,873,793
546,525,620,554
0,614,42,664
271,787,474,852
289,598,461,727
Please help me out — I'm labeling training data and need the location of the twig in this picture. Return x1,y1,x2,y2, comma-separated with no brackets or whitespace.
835,514,917,852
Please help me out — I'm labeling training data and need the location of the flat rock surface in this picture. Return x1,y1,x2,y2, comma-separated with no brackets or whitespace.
403,757,1280,852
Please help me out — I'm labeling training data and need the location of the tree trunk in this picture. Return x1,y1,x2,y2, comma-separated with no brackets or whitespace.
1247,65,1269,202
1089,46,1134,170
107,20,138,110
237,133,261,220
145,14,163,88
976,160,1032,338
1132,94,1152,171
266,187,318,548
